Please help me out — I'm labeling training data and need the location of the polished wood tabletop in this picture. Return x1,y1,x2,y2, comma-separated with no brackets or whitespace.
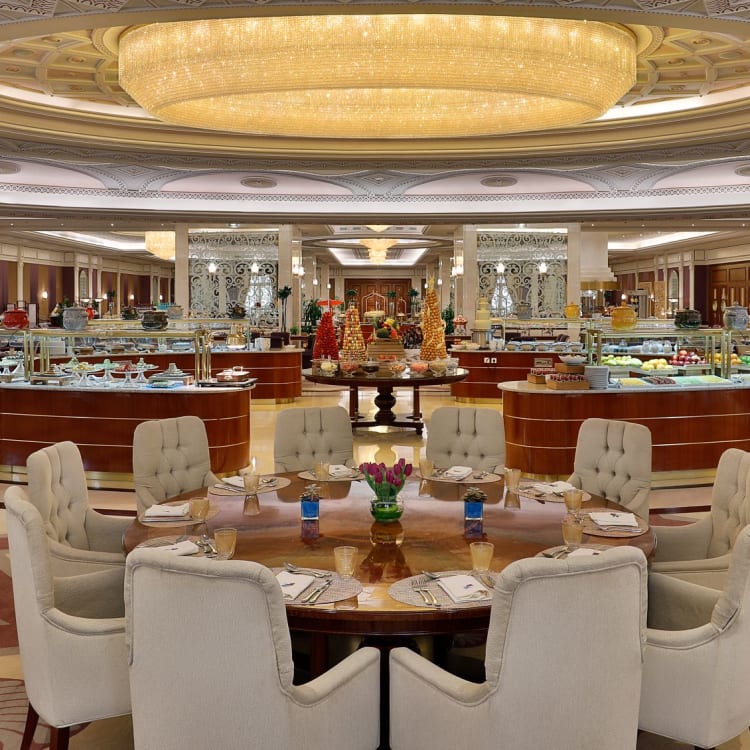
124,473,655,639
302,367,469,433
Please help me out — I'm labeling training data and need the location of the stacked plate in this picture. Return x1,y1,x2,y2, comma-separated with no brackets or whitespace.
584,365,610,389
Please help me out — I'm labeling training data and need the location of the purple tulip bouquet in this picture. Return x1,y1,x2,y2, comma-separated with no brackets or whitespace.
359,459,413,522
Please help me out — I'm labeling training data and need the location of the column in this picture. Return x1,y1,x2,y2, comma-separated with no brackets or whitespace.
174,224,189,311
461,225,477,329
566,224,581,307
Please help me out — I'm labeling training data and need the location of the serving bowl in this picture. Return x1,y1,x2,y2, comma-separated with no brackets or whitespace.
559,354,587,365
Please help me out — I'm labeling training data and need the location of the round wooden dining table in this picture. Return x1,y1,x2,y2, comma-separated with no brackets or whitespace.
124,472,655,643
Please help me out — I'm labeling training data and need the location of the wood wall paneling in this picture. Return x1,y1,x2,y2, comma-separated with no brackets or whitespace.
345,279,412,319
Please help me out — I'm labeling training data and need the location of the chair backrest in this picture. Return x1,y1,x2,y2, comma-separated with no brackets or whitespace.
707,448,750,557
132,416,214,513
571,418,652,517
484,548,647,748
125,550,297,747
426,407,505,472
5,489,129,728
27,440,91,550
273,406,354,472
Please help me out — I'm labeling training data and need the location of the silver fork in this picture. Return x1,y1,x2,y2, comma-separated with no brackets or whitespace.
411,576,438,606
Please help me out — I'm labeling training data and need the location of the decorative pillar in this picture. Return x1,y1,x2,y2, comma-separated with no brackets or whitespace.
174,224,189,311
461,225,477,329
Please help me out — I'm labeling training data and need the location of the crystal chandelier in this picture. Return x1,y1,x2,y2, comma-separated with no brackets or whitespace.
119,15,636,139
361,238,396,265
144,231,175,260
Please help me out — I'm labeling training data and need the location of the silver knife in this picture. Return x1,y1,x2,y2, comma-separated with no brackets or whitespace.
303,580,332,604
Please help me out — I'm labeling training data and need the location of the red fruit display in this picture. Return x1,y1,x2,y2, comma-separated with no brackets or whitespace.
313,310,339,360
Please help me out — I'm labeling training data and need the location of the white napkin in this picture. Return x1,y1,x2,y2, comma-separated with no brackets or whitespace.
143,502,190,519
532,481,577,495
276,571,315,600
567,547,602,557
221,475,244,489
589,511,640,530
329,464,355,478
443,466,473,480
162,540,200,555
436,574,492,603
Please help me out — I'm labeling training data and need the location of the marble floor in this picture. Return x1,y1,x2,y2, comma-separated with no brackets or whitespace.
1,385,736,749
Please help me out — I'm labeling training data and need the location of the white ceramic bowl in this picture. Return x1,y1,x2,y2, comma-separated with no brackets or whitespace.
559,354,587,365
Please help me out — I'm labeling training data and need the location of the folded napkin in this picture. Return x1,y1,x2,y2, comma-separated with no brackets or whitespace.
589,511,640,530
567,547,602,558
531,481,577,495
276,571,315,600
328,464,354,478
437,574,492,603
221,475,244,489
162,540,200,555
143,502,190,519
443,466,473,480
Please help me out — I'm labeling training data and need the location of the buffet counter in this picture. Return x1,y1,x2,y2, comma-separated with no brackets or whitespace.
499,379,750,478
0,382,252,486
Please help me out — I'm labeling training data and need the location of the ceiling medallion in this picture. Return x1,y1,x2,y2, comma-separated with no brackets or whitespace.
481,176,518,188
119,14,636,139
241,177,278,189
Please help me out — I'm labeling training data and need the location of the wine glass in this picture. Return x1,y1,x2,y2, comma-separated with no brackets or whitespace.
563,489,584,520
561,516,584,554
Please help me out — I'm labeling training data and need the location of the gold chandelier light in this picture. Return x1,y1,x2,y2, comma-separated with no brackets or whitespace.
119,15,636,139
361,238,396,265
144,231,176,260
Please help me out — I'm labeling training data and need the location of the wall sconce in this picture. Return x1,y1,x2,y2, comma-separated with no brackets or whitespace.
159,294,163,301
129,293,135,301
437,278,443,286
538,261,548,274
207,261,218,274
250,261,260,274
41,290,48,300
621,293,627,301
451,263,464,277
312,278,318,285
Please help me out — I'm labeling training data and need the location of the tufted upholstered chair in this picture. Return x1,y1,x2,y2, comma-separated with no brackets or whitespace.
390,548,647,750
273,406,354,472
125,549,380,750
132,415,219,515
25,441,131,575
639,526,750,749
567,417,652,519
426,407,505,472
650,448,750,590
6,492,131,750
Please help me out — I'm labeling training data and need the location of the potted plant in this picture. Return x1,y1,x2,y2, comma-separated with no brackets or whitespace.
302,298,323,333
276,285,293,331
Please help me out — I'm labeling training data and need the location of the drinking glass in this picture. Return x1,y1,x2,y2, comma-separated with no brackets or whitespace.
190,496,210,522
561,516,584,552
504,467,522,493
563,489,584,519
469,541,494,572
242,470,260,494
419,457,434,479
214,527,237,560
334,546,358,578
313,461,330,480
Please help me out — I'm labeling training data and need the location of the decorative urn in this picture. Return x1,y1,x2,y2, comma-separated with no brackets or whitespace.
62,306,89,331
723,304,749,331
141,310,168,330
611,303,638,331
674,309,702,329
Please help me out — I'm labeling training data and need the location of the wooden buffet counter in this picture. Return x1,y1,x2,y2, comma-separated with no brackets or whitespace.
49,349,302,403
0,382,252,486
499,379,750,477
450,349,560,400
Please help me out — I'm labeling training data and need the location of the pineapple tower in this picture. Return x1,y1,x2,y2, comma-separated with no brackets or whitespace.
342,303,367,361
313,311,339,360
420,278,447,360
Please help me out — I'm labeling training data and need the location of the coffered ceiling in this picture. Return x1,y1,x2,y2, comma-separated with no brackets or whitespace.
3,0,750,267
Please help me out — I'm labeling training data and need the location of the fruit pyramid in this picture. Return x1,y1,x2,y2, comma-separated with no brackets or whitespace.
341,303,367,361
313,310,339,360
420,278,447,360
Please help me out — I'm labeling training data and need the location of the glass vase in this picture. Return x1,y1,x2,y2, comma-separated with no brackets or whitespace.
370,486,404,523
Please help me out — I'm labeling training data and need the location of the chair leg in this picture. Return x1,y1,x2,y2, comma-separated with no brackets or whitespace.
20,703,39,750
49,726,70,750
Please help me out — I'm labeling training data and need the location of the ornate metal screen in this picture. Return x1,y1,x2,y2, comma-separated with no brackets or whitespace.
189,232,279,321
477,231,567,318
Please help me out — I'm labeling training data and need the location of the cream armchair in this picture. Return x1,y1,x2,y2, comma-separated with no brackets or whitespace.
273,406,355,472
639,526,750,748
125,549,380,750
25,441,131,575
426,407,505,472
5,492,130,750
568,417,652,519
651,448,750,589
132,415,219,514
390,548,647,750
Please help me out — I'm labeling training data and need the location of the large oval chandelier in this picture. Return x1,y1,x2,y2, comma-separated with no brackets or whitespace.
119,14,636,139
